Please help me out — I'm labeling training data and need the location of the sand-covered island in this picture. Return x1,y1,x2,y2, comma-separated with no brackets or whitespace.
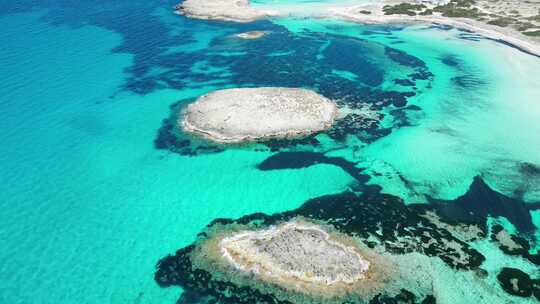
181,87,338,143
175,0,273,22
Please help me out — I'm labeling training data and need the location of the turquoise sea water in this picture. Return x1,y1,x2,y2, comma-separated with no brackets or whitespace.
1,1,539,304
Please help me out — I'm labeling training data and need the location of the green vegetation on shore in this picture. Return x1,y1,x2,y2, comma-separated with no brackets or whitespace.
420,9,433,16
487,17,515,27
382,0,540,38
383,0,483,18
433,0,483,19
526,15,540,23
523,30,540,37
517,22,535,31
383,3,426,16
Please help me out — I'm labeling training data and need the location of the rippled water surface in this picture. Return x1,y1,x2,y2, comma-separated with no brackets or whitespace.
1,1,539,304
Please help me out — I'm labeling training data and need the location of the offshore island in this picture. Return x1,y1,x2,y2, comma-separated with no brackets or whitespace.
181,87,338,143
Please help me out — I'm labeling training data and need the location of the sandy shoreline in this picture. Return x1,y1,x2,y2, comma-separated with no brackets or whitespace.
328,4,540,57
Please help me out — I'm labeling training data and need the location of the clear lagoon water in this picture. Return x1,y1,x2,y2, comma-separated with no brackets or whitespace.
1,1,539,304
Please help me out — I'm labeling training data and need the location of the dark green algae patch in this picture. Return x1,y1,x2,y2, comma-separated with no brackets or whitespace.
154,174,540,304
497,268,540,299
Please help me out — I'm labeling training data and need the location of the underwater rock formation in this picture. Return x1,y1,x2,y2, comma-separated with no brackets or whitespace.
235,31,266,39
154,99,224,156
429,176,540,233
497,267,540,300
181,88,338,143
490,224,540,265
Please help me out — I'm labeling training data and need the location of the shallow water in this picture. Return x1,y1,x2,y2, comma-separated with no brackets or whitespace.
1,1,539,304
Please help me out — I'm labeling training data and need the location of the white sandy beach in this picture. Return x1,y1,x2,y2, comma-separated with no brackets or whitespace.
327,2,540,57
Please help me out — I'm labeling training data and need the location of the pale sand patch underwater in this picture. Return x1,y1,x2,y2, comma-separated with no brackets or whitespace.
235,30,267,39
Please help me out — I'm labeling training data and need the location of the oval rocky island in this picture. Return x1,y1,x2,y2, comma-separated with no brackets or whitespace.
181,87,338,143
219,221,370,286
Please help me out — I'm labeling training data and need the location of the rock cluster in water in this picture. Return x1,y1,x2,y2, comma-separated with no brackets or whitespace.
181,87,338,143
175,0,270,23
497,267,540,299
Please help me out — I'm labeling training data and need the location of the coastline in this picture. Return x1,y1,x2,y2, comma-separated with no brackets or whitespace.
182,117,337,144
328,5,540,57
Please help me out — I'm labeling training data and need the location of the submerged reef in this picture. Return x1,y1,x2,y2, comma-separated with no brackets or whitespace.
429,176,540,234
235,31,266,39
155,175,540,303
154,98,225,156
497,268,540,300
181,88,338,144
490,224,540,265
